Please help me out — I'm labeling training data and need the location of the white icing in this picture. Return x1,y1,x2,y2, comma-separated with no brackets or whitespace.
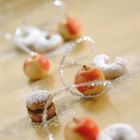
15,26,41,46
14,25,63,53
34,33,63,53
97,123,138,140
26,90,52,105
92,54,127,79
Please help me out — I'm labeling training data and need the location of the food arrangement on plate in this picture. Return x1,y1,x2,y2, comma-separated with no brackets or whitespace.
0,0,139,140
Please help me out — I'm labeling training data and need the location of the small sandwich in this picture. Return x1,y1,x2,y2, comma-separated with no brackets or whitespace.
26,90,56,122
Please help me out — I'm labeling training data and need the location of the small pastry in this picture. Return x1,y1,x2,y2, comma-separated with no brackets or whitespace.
97,123,138,140
58,17,82,40
74,65,105,96
64,117,99,140
15,25,63,53
92,54,127,79
26,90,56,122
23,53,50,80
34,32,63,53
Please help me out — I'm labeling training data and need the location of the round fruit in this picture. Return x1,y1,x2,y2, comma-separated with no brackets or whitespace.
23,53,50,80
58,17,82,40
65,117,99,140
74,65,105,95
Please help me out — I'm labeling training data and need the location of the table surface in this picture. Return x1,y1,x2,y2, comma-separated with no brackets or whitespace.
0,0,140,140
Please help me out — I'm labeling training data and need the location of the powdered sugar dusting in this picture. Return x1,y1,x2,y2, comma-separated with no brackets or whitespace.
92,54,127,79
97,123,138,140
107,54,140,99
26,90,51,105
14,25,63,54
